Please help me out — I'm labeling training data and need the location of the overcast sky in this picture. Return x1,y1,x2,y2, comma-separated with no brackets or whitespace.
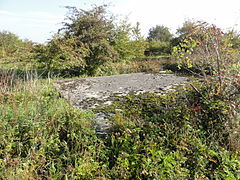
0,0,240,44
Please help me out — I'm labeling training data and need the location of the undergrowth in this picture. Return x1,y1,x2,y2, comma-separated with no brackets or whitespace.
0,71,239,179
0,72,105,179
96,80,240,179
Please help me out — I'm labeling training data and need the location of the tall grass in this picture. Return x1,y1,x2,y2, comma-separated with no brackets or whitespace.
0,71,104,179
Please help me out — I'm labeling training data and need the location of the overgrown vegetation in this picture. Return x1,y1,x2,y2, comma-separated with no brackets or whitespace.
99,82,240,179
0,71,104,179
1,6,239,77
0,71,239,179
0,4,239,179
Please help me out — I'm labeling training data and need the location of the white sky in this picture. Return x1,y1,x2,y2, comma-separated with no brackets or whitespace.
0,0,240,43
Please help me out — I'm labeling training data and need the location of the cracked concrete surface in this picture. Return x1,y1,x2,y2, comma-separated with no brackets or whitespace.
54,73,189,135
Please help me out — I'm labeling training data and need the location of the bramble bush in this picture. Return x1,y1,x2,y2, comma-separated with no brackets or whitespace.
173,21,239,78
95,84,240,179
172,22,240,148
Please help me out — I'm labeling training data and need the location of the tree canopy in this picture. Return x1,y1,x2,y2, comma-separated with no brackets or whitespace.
34,5,147,75
145,25,173,56
147,25,173,42
59,5,118,75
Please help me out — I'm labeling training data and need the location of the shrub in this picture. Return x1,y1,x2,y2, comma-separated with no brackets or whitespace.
99,83,240,179
173,21,239,78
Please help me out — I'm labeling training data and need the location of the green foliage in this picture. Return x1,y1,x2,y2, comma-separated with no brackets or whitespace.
168,20,198,51
228,62,240,73
146,40,172,56
227,30,240,49
0,31,21,58
32,7,148,76
146,25,173,56
0,70,239,179
34,35,87,71
112,20,147,62
94,59,165,76
0,7,239,179
147,25,173,42
0,31,34,68
128,23,148,60
98,81,240,179
173,21,239,78
0,75,105,179
59,5,119,76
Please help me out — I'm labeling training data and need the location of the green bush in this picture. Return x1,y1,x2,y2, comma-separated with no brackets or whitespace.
0,31,35,70
95,81,240,179
173,21,239,78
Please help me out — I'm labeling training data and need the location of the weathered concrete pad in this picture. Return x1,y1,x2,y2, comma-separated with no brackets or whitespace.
54,73,189,109
54,73,189,135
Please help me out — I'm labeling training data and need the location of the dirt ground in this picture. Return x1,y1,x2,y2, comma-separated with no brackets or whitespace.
54,72,189,134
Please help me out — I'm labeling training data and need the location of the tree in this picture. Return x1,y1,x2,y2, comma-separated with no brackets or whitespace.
0,31,23,59
0,31,35,65
112,20,147,61
59,5,118,75
174,20,198,44
130,22,148,59
167,20,198,51
170,20,202,52
146,25,173,56
147,25,173,42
